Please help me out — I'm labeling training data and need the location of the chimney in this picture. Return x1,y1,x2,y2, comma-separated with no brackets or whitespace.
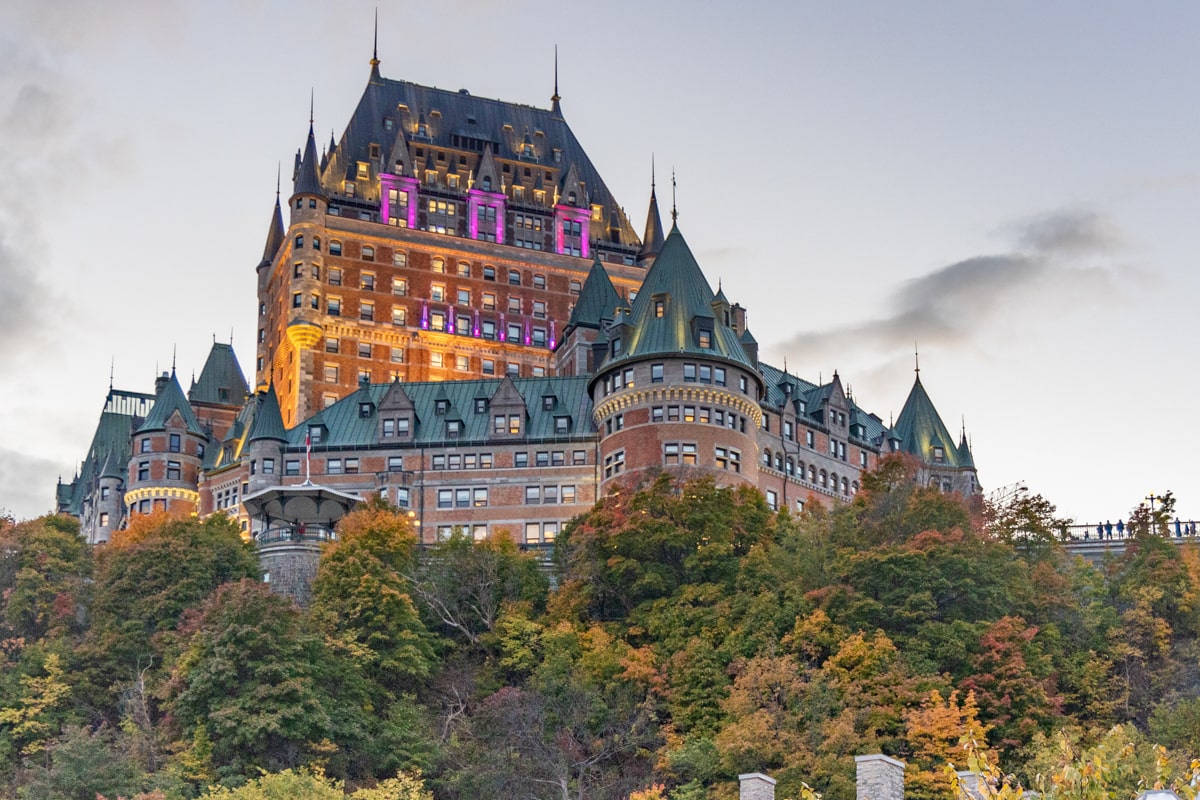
855,754,905,800
155,371,171,394
738,773,776,800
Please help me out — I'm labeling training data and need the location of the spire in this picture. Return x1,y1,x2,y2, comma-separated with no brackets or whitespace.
369,8,381,82
637,157,665,265
567,256,622,330
294,100,322,197
670,168,678,224
260,169,286,267
550,45,562,116
248,384,289,443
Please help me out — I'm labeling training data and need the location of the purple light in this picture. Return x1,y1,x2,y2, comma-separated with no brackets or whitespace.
420,302,429,330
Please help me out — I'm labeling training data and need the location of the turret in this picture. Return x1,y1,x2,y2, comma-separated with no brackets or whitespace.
126,371,207,517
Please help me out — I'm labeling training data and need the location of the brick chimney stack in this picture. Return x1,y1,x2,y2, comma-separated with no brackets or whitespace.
739,772,776,800
855,754,905,800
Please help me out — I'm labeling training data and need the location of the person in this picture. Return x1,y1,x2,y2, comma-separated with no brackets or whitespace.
1105,520,1113,539
1175,519,1182,537
1116,519,1125,537
1095,523,1102,540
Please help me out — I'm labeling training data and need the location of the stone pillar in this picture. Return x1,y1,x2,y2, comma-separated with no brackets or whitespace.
738,773,776,800
855,754,905,800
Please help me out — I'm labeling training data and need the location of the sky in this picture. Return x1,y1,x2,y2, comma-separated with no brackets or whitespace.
1,1,1197,525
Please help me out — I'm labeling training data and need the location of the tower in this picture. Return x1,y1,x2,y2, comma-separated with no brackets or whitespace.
589,225,765,490
125,371,207,517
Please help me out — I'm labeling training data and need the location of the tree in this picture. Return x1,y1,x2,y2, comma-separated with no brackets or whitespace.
407,529,547,650
311,502,436,690
163,580,333,783
0,516,90,645
903,690,989,800
15,724,147,800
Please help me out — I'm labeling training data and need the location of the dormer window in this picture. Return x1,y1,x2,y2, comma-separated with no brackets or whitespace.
523,144,534,157
436,399,449,415
611,337,622,357
698,329,712,348
554,416,570,434
447,420,461,438
932,446,945,463
359,402,373,418
417,123,429,137
308,425,323,444
481,176,492,191
542,395,555,411
475,398,488,413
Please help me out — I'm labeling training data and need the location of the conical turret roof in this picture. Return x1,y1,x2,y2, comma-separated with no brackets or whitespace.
260,195,285,267
566,256,622,330
136,372,204,435
893,375,965,467
613,226,753,369
294,123,322,196
248,385,288,443
637,180,665,263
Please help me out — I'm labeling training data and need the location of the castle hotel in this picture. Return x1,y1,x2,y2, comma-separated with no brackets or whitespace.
57,49,979,551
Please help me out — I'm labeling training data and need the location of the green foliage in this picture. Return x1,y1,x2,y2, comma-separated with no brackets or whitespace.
195,767,433,800
164,580,334,783
311,504,435,689
15,724,147,800
0,515,90,644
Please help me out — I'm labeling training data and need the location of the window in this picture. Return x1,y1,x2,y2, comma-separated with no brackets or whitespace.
310,292,320,310
508,414,521,434
715,447,740,472
482,358,495,374
482,292,496,311
167,461,181,480
604,450,625,478
329,240,343,256
137,461,150,481
572,450,587,465
457,288,471,306
430,283,446,302
536,451,549,467
456,354,469,371
684,363,697,382
99,512,109,527
457,261,471,277
432,257,445,274
514,452,529,468
169,433,181,453
507,323,521,342
392,307,407,326
324,365,338,383
766,490,778,511
483,265,496,281
361,272,375,290
292,291,302,308
357,342,372,359
569,279,581,295
651,363,664,383
362,246,375,262
651,406,664,423
698,330,712,348
508,269,521,285
447,420,461,437
932,446,945,463
328,297,341,316
393,250,407,267
654,299,665,318
532,300,546,318
525,485,540,504
438,489,453,509
285,460,300,476
328,267,342,286
699,365,712,383
328,459,343,475
295,234,304,249
360,301,374,321
806,430,815,448
533,274,546,289
326,337,340,354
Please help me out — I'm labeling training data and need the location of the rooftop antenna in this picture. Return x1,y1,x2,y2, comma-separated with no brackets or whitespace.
670,168,678,223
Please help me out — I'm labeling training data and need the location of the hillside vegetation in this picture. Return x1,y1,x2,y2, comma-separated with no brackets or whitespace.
1,456,1197,799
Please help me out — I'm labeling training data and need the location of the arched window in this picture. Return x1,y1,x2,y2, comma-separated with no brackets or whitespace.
294,234,304,249
432,257,445,274
775,453,783,470
851,481,859,495
841,477,849,495
808,465,816,483
820,470,828,488
362,245,375,262
786,458,794,476
763,449,772,466
313,236,321,251
329,240,343,256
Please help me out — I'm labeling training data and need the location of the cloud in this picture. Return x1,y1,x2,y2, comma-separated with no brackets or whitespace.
0,447,63,521
775,207,1129,359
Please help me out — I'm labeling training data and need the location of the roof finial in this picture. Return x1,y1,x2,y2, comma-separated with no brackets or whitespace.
109,357,114,392
371,8,380,68
670,168,678,223
309,89,314,127
171,345,177,376
550,45,561,112
783,356,788,374
275,162,281,197
651,154,656,192
914,342,920,377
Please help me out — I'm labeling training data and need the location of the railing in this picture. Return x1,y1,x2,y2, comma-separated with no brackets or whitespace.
254,525,337,545
1057,521,1199,542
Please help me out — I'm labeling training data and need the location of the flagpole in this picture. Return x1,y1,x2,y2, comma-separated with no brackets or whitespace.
305,431,312,483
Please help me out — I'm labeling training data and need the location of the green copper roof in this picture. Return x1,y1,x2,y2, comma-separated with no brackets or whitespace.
137,372,205,436
893,376,969,468
638,182,665,263
248,385,288,443
287,376,595,449
606,225,754,369
189,343,248,406
566,257,622,330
